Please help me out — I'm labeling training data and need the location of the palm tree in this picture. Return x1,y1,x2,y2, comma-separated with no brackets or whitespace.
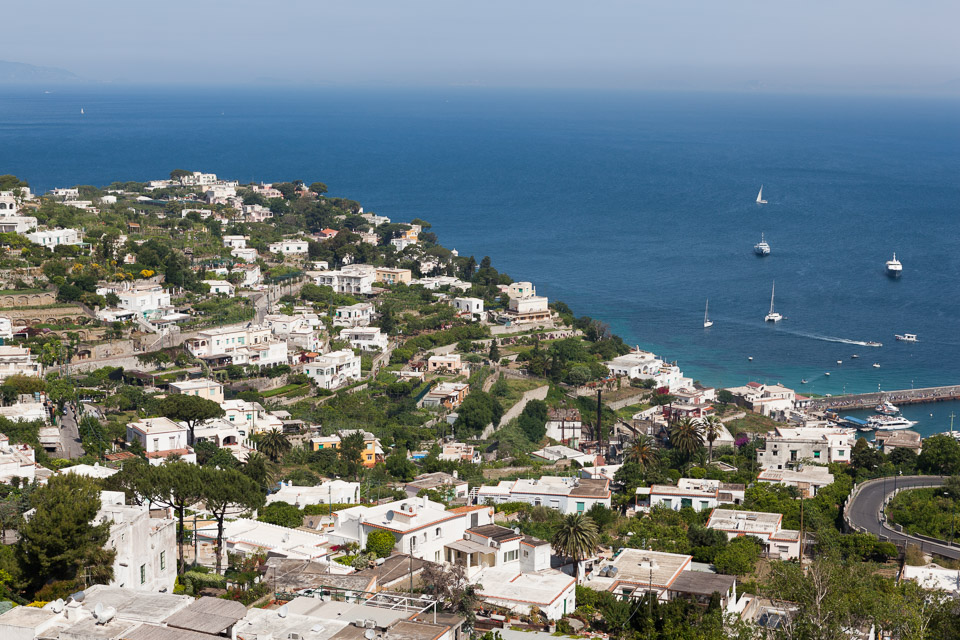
552,513,599,582
625,434,658,468
669,417,704,459
702,415,724,463
257,428,291,462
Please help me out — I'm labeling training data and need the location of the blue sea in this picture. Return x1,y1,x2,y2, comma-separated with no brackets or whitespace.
2,85,960,435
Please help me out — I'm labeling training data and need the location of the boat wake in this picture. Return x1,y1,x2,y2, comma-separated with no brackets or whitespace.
787,331,880,347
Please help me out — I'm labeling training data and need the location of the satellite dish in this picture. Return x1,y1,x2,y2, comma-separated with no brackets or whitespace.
50,599,65,613
70,590,86,603
278,604,288,618
94,602,104,619
364,630,376,640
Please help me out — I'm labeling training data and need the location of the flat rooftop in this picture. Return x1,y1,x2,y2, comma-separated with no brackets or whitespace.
707,509,781,534
468,524,522,544
667,571,736,596
476,567,575,607
590,548,692,591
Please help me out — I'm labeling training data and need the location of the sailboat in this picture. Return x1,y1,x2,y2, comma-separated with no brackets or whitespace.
703,299,713,328
756,185,767,204
80,107,84,115
764,281,782,322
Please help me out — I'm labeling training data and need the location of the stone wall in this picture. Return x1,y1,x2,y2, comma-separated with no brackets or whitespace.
0,290,57,307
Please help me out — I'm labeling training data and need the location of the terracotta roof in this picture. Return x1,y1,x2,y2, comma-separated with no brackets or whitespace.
447,505,490,514
105,451,136,461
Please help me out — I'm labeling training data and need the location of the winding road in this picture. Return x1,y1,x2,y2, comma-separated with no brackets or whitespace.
846,474,960,559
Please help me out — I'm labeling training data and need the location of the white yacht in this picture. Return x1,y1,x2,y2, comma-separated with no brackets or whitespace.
867,415,916,431
895,333,918,342
754,232,771,256
886,253,902,276
872,362,881,368
764,281,782,322
756,185,767,204
875,400,899,415
703,299,713,328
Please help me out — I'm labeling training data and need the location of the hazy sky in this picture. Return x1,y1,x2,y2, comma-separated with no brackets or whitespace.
6,1,960,92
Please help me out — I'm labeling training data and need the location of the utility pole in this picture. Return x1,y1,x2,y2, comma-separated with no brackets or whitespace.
799,495,804,565
597,390,603,464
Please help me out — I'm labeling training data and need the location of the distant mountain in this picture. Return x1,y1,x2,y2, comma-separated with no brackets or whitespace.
0,60,82,84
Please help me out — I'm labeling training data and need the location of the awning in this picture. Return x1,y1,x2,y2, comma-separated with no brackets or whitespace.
445,539,491,554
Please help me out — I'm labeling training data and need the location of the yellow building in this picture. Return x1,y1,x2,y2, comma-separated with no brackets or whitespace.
375,267,413,285
311,429,383,467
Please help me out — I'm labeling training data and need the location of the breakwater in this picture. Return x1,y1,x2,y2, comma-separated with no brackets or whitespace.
808,384,960,411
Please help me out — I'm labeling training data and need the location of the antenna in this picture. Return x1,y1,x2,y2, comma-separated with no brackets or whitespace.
278,604,289,618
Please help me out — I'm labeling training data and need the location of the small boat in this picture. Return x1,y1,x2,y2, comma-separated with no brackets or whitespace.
748,356,753,361
836,360,843,365
703,299,713,329
756,185,768,204
80,107,84,115
800,379,808,384
754,232,771,256
764,281,782,322
875,401,899,415
865,341,882,348
872,363,881,368
851,354,859,359
886,252,902,277
895,333,918,342
824,372,831,376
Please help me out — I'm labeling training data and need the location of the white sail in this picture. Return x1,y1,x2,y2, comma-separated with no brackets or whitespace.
756,185,767,204
769,281,775,314
703,299,713,328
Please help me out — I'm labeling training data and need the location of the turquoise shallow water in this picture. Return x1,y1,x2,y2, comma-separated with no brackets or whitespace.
1,86,959,412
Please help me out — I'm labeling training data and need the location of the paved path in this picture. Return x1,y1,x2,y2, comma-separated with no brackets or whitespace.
58,403,84,459
482,385,549,439
846,475,960,559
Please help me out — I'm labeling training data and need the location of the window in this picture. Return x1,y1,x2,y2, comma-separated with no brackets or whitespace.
662,498,672,509
504,550,519,562
160,551,166,571
140,564,146,584
700,501,710,511
366,454,373,461
577,502,585,513
813,451,821,459
435,527,442,537
837,450,845,457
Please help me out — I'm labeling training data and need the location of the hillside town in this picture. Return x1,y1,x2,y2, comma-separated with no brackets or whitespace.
0,171,958,640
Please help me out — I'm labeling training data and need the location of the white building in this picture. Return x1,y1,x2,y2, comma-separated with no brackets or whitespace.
97,491,177,592
531,445,594,466
506,295,550,324
334,302,374,327
341,326,388,351
126,417,197,465
0,433,37,484
756,465,835,497
0,209,37,233
50,187,79,200
725,382,797,419
500,281,536,299
0,346,43,382
646,478,745,512
26,228,82,247
0,401,47,424
311,264,376,295
390,237,417,251
231,247,259,263
180,171,218,186
900,563,960,596
168,377,224,403
427,353,467,374
96,283,171,318
268,240,309,255
605,348,688,392
195,518,331,565
412,275,471,291
186,324,288,367
706,509,803,560
267,480,361,507
304,349,362,390
204,280,236,296
219,399,283,434
756,427,855,469
361,212,390,226
232,263,261,286
452,296,484,318
476,477,612,514
331,498,494,565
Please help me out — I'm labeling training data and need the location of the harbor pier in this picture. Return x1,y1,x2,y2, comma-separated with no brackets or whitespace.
808,384,960,412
